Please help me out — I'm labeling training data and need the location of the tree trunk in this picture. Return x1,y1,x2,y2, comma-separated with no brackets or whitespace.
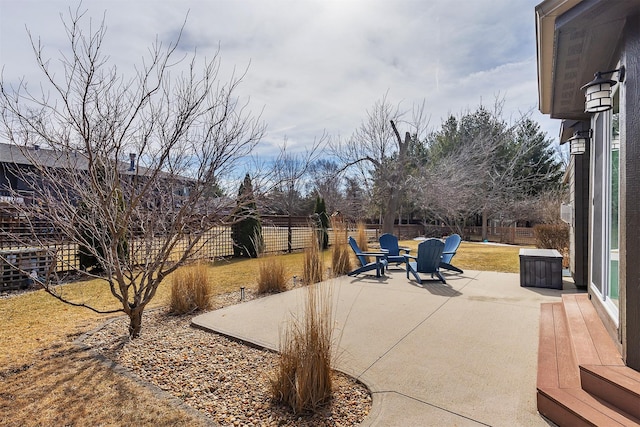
384,121,411,236
128,307,143,338
382,196,399,235
481,210,488,242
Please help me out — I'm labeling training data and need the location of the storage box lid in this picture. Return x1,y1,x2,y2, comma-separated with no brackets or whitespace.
519,248,562,258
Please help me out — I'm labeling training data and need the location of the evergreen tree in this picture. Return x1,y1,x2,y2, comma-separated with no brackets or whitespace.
231,174,263,258
313,196,329,250
511,118,563,196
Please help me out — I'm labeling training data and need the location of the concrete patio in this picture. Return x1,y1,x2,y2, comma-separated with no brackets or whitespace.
193,268,580,426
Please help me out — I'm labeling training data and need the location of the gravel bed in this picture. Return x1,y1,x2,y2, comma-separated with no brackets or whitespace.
82,290,372,426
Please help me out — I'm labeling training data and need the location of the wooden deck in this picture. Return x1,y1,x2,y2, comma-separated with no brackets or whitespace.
537,294,640,426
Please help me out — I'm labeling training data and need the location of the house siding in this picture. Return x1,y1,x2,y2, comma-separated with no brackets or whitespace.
620,14,640,370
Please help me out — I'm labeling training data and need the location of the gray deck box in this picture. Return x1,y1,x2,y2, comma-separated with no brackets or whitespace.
519,249,563,289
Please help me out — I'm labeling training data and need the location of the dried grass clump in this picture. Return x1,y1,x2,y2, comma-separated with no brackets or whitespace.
169,263,213,314
257,256,288,294
355,221,370,264
331,219,352,276
356,221,369,252
270,284,334,414
303,230,324,285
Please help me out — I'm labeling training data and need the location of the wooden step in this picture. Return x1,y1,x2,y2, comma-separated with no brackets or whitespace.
538,302,580,389
581,365,640,420
538,387,640,426
562,294,624,366
537,296,640,426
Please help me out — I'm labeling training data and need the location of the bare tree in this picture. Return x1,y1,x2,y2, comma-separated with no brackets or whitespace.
415,104,563,238
330,95,429,233
0,8,264,337
306,159,342,215
265,136,324,251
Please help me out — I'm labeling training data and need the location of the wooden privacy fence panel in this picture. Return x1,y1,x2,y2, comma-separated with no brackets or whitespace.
464,226,536,245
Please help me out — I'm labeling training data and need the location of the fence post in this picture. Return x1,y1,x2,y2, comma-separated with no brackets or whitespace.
287,215,292,253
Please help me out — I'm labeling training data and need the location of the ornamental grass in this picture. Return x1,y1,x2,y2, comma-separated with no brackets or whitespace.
270,284,334,414
257,256,289,294
169,262,213,314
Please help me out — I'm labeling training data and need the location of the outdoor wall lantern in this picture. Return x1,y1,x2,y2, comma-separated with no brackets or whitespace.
568,130,590,155
581,66,625,113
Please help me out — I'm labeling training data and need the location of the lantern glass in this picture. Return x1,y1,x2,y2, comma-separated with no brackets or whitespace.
584,82,613,113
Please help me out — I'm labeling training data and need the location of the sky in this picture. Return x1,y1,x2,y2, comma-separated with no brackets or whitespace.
0,0,564,158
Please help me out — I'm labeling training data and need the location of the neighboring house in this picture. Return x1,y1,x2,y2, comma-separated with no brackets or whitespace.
0,142,193,202
536,0,640,423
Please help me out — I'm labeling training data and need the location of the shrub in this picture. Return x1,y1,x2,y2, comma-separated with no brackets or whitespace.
331,218,352,276
534,224,569,252
314,196,329,250
169,263,213,314
257,256,288,294
303,230,324,285
232,173,263,258
270,284,334,414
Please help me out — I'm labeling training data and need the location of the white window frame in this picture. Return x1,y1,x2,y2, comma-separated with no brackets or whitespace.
589,78,621,325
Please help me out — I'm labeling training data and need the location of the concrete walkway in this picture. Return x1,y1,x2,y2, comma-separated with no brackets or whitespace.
193,269,580,426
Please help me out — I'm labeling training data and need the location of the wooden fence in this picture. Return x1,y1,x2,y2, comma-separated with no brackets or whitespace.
463,225,536,246
0,207,538,290
0,220,380,290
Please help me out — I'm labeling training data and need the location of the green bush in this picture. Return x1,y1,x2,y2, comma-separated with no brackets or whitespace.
314,196,329,250
231,173,263,258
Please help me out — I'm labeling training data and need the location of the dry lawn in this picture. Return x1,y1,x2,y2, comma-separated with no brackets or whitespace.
0,252,315,426
400,240,523,273
0,343,209,427
0,242,520,425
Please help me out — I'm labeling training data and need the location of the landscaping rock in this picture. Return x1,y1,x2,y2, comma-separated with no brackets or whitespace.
82,291,371,426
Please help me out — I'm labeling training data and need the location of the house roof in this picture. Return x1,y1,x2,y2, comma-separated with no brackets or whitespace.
0,142,148,177
536,0,640,120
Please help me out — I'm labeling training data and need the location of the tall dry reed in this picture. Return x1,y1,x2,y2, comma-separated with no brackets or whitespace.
355,221,370,264
331,219,352,276
303,229,324,285
270,284,334,414
356,221,369,251
169,262,212,314
257,256,288,294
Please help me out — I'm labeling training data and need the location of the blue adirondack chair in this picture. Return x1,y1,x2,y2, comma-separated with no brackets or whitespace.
379,233,410,265
348,236,388,277
440,234,463,273
404,238,446,284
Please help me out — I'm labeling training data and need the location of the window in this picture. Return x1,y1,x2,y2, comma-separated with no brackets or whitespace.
590,77,620,321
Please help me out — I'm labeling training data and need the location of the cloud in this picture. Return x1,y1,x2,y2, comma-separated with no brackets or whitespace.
0,0,561,159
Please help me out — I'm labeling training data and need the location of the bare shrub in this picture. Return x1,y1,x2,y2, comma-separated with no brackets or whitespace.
534,224,569,250
169,263,213,314
303,230,324,285
331,219,352,276
257,256,288,294
534,224,570,268
270,284,334,414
